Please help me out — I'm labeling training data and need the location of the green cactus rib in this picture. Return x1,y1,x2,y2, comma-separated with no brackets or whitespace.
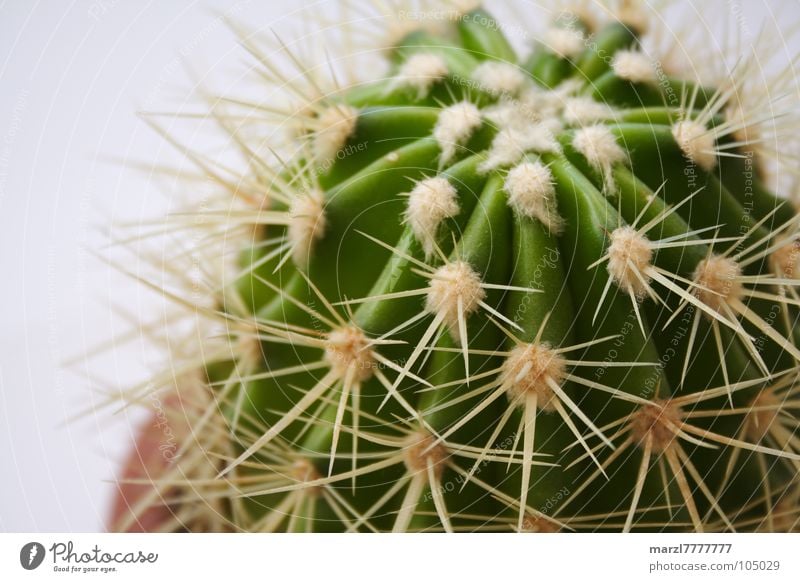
128,3,800,533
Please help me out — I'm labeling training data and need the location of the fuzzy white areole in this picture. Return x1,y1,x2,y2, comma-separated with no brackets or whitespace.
504,160,564,233
405,176,460,258
312,104,359,163
434,101,483,166
392,53,450,99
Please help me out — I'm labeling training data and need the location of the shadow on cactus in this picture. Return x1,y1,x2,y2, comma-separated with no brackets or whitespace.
109,0,800,532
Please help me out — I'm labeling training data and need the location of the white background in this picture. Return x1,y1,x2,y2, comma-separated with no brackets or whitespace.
0,0,798,532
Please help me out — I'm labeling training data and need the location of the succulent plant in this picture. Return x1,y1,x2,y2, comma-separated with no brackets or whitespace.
111,0,800,533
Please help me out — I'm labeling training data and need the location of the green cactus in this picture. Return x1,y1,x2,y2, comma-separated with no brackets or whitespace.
113,1,800,533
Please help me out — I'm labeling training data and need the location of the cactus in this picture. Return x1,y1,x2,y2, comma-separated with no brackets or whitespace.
111,0,800,533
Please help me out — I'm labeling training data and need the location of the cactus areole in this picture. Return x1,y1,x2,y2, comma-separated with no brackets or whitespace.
114,2,800,533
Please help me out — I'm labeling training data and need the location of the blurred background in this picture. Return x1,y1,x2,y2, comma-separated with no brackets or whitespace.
0,0,797,532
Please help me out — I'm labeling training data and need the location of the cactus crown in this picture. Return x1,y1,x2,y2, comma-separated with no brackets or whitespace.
112,0,800,533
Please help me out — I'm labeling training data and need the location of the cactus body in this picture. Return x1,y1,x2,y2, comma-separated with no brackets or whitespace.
114,1,800,533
